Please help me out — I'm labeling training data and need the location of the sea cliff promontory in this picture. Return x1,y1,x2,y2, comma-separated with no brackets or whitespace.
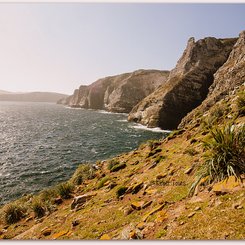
59,69,169,113
128,36,238,129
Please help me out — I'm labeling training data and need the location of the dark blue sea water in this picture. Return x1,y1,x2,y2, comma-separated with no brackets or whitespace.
0,102,168,205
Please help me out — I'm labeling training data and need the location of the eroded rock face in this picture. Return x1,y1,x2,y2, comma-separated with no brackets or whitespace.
179,30,245,128
65,69,169,113
128,37,237,130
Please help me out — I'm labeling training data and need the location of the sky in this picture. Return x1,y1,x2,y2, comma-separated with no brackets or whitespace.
0,3,244,95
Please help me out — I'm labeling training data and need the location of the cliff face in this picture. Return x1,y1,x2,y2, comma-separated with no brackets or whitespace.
179,31,245,128
64,69,170,113
128,37,237,130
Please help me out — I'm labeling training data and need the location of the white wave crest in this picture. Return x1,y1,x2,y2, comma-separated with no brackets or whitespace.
130,124,172,133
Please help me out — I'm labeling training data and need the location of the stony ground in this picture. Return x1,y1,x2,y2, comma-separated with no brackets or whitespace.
0,86,244,240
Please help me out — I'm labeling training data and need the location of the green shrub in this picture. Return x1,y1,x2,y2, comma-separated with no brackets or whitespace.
4,204,25,224
110,163,126,172
203,123,245,181
189,123,245,196
107,159,120,170
39,188,58,202
56,182,74,199
32,198,46,218
116,186,127,198
70,163,95,185
97,176,110,189
237,91,245,116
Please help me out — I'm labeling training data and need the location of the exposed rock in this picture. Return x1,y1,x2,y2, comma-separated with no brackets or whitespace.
131,201,146,210
212,176,243,195
126,182,144,194
142,203,166,222
100,234,111,240
184,166,194,175
179,31,245,128
128,36,237,130
52,230,70,239
41,228,51,236
194,206,201,211
232,203,243,210
136,222,146,230
120,224,143,240
187,212,196,218
64,69,169,113
54,197,63,205
124,206,134,216
70,193,96,210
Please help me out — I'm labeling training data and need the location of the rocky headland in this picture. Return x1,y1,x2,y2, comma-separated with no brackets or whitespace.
128,36,238,130
59,69,169,113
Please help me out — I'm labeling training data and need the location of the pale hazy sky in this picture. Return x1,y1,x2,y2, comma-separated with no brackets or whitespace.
0,3,244,95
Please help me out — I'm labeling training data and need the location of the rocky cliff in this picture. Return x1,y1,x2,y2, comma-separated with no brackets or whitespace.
63,69,169,113
179,30,245,128
128,36,237,130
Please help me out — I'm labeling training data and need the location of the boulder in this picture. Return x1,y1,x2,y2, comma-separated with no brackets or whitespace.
212,176,243,195
70,193,96,210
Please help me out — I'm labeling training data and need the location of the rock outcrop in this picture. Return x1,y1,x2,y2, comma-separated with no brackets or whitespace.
128,37,237,130
62,69,170,113
179,30,245,128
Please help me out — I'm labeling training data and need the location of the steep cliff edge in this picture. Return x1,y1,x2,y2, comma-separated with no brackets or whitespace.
62,69,169,113
179,30,245,128
128,37,237,130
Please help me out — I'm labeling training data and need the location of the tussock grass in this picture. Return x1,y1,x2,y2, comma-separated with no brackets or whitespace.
4,203,26,224
70,163,95,185
56,182,74,199
190,123,245,195
31,198,46,218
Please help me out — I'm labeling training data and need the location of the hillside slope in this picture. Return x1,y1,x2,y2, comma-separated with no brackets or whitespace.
0,82,244,240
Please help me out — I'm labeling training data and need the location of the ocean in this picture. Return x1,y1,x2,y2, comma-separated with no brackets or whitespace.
0,102,169,205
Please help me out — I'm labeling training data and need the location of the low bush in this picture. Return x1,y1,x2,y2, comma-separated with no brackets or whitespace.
56,182,74,199
203,123,245,181
97,176,110,189
116,186,127,198
32,198,46,218
110,163,126,172
70,163,95,185
189,123,245,195
4,204,25,224
107,159,120,170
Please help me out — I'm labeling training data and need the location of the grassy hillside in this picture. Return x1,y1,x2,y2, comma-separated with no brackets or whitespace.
0,84,244,240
